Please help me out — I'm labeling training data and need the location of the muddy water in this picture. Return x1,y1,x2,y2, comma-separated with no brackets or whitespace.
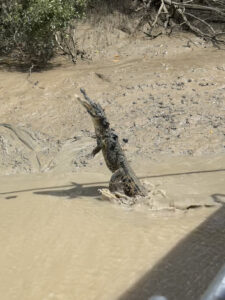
0,156,224,300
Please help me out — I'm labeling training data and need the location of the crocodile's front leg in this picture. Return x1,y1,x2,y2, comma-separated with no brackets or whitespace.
92,136,102,157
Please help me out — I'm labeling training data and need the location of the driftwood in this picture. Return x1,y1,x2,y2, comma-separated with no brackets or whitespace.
136,0,225,46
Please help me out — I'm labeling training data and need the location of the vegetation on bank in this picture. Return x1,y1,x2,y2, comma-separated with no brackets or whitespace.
0,0,224,67
0,0,88,65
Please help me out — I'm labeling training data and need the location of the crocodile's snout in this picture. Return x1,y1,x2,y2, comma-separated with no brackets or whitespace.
76,89,105,120
75,94,95,116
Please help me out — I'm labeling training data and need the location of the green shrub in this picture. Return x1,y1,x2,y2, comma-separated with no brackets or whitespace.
0,0,88,65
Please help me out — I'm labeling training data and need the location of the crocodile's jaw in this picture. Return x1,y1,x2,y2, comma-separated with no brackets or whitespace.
75,95,96,117
76,94,107,132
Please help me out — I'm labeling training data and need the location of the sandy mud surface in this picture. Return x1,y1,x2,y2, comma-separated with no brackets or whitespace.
0,27,225,300
0,32,225,175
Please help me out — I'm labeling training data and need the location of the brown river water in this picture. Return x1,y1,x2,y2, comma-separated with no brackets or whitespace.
0,156,224,300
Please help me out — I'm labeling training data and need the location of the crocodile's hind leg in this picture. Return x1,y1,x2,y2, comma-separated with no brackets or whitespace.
109,168,146,197
108,169,137,205
109,168,124,194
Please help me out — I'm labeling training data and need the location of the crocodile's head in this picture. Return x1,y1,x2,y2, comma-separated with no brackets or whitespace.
76,88,109,130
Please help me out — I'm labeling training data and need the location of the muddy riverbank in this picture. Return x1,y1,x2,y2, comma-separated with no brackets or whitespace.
0,32,225,175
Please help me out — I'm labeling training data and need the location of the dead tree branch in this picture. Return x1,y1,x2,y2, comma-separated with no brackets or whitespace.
138,0,225,46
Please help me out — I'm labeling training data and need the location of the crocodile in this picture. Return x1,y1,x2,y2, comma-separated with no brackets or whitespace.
76,88,147,197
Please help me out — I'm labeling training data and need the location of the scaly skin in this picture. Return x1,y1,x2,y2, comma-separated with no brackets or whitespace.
76,88,147,197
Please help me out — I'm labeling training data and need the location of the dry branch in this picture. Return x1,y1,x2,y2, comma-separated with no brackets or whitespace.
55,25,78,63
139,0,225,45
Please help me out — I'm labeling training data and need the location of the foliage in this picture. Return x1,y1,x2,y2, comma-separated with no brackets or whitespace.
0,0,88,65
1,0,224,67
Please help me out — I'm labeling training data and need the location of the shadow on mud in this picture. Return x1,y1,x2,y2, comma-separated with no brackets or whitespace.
1,168,224,196
141,168,225,179
118,194,225,300
0,58,61,73
33,182,107,199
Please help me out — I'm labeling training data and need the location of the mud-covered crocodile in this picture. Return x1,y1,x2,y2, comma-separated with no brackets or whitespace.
76,88,147,197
